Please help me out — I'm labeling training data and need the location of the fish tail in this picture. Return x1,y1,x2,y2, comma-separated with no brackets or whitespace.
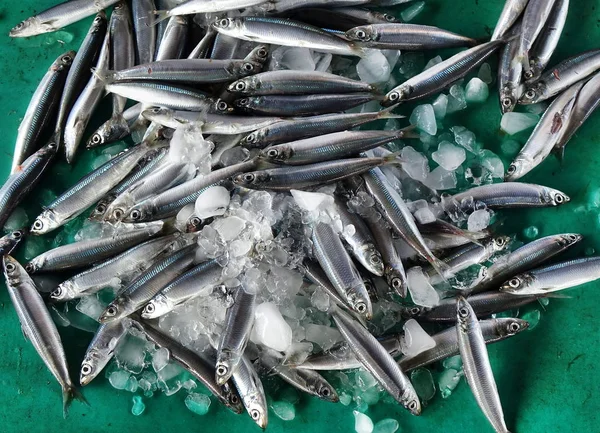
378,105,405,119
397,124,420,139
62,384,88,418
428,255,450,282
381,152,403,166
552,143,566,164
90,66,112,84
152,10,170,26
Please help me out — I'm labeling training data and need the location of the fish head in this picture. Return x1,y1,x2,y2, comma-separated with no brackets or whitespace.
87,116,130,148
497,317,529,337
98,298,127,323
210,99,234,114
140,295,171,319
24,256,43,274
228,77,256,95
185,214,203,233
122,204,152,223
50,280,77,302
212,17,239,33
247,399,268,429
381,12,399,23
220,383,244,414
519,83,542,104
9,17,44,38
234,97,258,112
215,350,241,385
499,85,520,114
234,61,262,78
0,230,25,251
3,255,26,286
306,376,339,402
401,304,427,318
345,25,376,43
246,45,269,64
258,145,291,163
456,296,476,331
346,286,373,320
401,388,422,416
52,51,76,72
80,350,104,386
524,60,543,82
491,235,511,252
141,107,173,123
558,233,582,247
499,273,534,294
505,156,532,181
89,196,114,220
541,187,570,206
241,129,267,148
366,249,385,276
233,171,268,188
30,210,60,235
383,85,412,106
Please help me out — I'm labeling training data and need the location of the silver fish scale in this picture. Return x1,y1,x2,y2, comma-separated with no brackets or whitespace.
526,256,600,290
158,258,224,306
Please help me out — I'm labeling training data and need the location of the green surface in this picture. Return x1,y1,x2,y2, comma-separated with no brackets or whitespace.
1,0,600,432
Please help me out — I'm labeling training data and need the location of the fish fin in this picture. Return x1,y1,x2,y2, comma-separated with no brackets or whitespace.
398,124,420,139
542,293,572,299
20,325,29,342
378,105,405,119
381,152,404,166
62,385,88,418
552,144,566,164
428,256,451,283
90,67,113,84
152,10,170,26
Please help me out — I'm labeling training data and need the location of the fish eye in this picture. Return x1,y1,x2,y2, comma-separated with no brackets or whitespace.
216,365,228,376
25,263,34,273
554,194,564,204
62,55,72,63
495,237,506,247
190,216,201,226
458,307,469,318
320,387,331,397
257,48,268,58
355,30,367,39
229,394,239,404
48,141,57,149
238,98,250,106
217,101,229,111
384,14,395,22
507,164,517,175
51,287,63,298
95,203,106,214
219,18,229,27
245,133,256,143
524,70,534,80
566,234,578,242
525,89,536,100
251,409,261,420
33,219,44,231
408,400,418,410
410,306,420,315
5,263,16,272
242,173,255,183
509,322,520,333
356,302,367,314
152,107,161,113
105,305,118,316
502,97,513,107
15,22,24,29
130,210,142,220
81,363,93,375
12,231,23,239
113,209,124,220
235,81,246,91
387,91,400,102
144,303,155,314
370,255,381,265
508,278,520,288
91,134,102,145
391,278,402,289
266,148,278,158
242,62,254,72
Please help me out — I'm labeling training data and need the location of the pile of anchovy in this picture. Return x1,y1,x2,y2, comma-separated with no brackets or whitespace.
3,0,599,431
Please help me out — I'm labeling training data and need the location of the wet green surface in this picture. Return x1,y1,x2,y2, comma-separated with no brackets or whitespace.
0,0,599,432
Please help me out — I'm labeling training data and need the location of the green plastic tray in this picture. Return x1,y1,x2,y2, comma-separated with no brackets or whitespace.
1,0,599,432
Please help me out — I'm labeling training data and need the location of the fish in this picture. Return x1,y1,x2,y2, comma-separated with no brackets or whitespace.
470,233,581,293
401,317,529,372
404,291,546,322
518,0,558,74
212,17,364,57
188,28,217,59
30,143,154,235
424,236,512,285
268,0,369,13
55,14,107,151
3,256,85,417
0,230,26,256
456,297,511,433
299,259,353,308
233,156,397,191
363,168,447,276
98,243,197,323
135,319,244,414
345,23,476,50
141,257,226,318
311,221,372,319
51,233,183,302
259,130,408,165
501,256,600,295
9,0,119,37
80,319,129,385
155,16,189,61
525,0,569,81
0,141,57,230
332,306,421,415
231,355,269,429
498,20,523,113
506,80,584,181
240,108,403,148
229,70,375,95
86,103,143,148
383,40,504,105
25,224,162,273
154,0,273,23
215,283,256,385
491,0,529,41
132,0,156,64
519,49,600,104
284,7,398,32
234,93,378,116
64,31,110,163
12,51,73,173
446,182,570,211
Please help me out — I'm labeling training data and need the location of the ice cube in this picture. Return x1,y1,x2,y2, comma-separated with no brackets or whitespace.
432,94,448,120
414,206,436,224
291,190,333,212
401,319,436,357
373,419,399,433
432,141,466,171
382,50,401,70
211,216,246,242
229,239,253,257
185,393,211,415
152,347,170,372
4,207,28,231
401,147,429,181
409,104,437,136
354,411,374,433
340,393,352,406
523,225,539,239
500,139,521,157
131,395,145,416
410,368,436,401
451,126,478,154
424,166,457,190
76,294,105,321
355,369,377,391
478,63,493,84
442,355,463,370
170,125,213,166
439,368,462,398
407,267,440,307
521,309,541,330
480,150,504,178
357,49,391,84
401,1,425,21
157,363,184,396
272,46,315,71
304,323,342,351
310,289,330,312
109,370,130,390
251,302,293,352
195,186,230,220
92,154,112,170
500,112,539,135
271,401,296,421
424,55,442,70
465,78,489,103
313,52,333,72
524,102,548,115
446,84,467,113
398,52,425,79
467,209,491,232
115,333,147,374
220,147,250,167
